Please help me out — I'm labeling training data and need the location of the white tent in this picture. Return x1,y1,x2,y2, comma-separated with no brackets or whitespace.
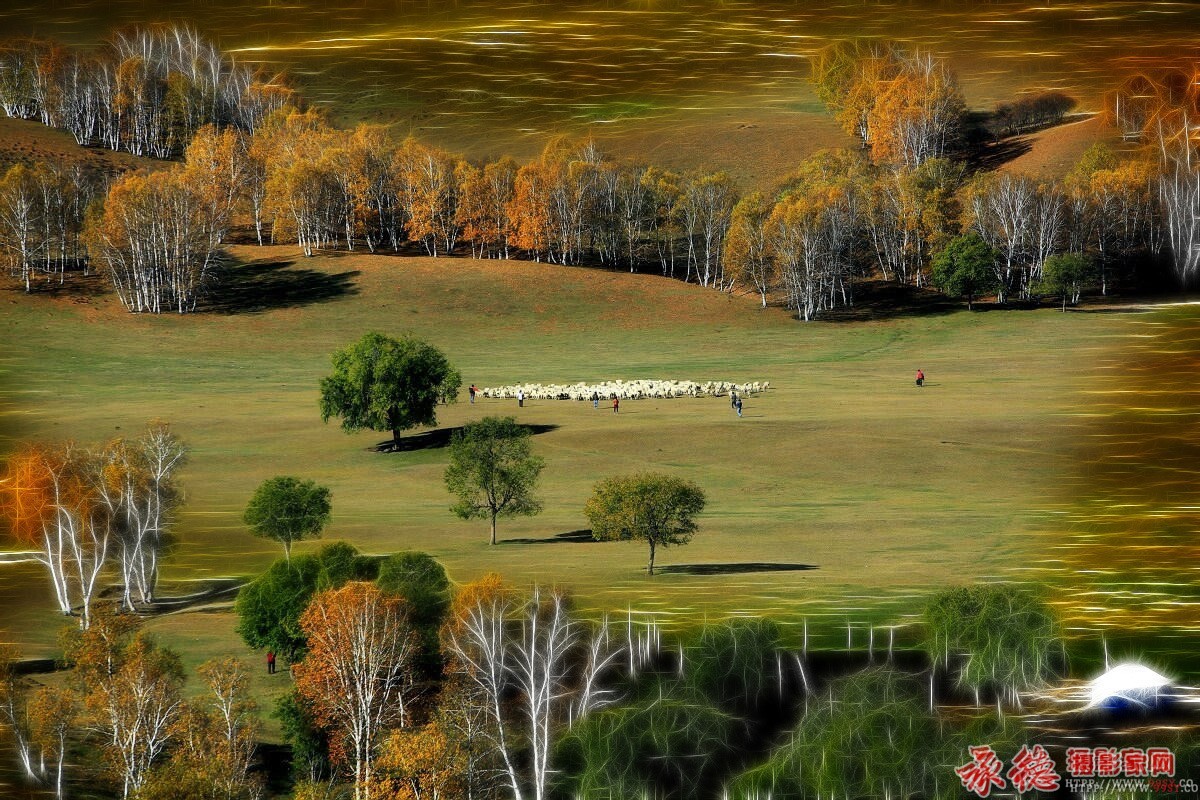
1086,662,1172,709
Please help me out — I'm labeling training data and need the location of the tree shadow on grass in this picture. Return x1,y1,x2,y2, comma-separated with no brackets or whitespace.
501,529,595,545
204,257,360,313
373,423,560,453
967,135,1033,173
819,280,960,323
655,562,818,576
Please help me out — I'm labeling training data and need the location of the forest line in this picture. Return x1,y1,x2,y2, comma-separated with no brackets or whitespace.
0,28,1197,319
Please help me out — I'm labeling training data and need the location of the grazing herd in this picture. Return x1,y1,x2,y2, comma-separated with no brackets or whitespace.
477,379,770,401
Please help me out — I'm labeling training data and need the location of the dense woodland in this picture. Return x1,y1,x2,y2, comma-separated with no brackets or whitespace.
0,29,1195,318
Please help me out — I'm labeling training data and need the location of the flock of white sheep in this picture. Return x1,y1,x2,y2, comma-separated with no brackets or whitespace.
476,379,770,401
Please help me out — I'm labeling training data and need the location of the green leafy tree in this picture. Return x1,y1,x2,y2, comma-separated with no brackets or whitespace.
554,696,736,800
727,667,945,800
931,232,999,310
243,476,332,564
444,416,544,545
376,552,451,678
234,555,323,662
682,618,780,714
583,473,706,575
234,542,374,662
923,584,1062,706
275,689,334,785
1039,252,1093,311
319,332,462,446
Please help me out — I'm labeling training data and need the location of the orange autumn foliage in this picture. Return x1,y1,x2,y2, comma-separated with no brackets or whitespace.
0,445,57,545
375,720,466,800
294,581,418,800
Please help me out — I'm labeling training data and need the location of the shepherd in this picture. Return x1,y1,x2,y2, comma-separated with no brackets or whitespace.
915,369,925,387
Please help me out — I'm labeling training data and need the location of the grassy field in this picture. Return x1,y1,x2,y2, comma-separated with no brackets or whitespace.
1,244,1167,685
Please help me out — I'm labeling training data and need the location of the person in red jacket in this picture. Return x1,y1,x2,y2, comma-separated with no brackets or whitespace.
612,396,619,413
915,369,925,387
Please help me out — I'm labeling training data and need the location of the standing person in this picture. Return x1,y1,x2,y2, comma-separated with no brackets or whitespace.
915,369,924,387
518,389,524,407
469,384,477,404
592,390,599,409
612,395,619,413
731,391,738,410
267,650,276,675
735,396,743,418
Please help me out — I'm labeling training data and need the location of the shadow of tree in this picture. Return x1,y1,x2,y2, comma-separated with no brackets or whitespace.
373,423,560,453
820,280,960,323
204,257,360,313
2,265,109,300
967,135,1034,173
655,562,818,576
500,529,595,545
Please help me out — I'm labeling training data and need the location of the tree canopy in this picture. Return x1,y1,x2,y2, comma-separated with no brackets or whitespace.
376,552,451,678
319,332,462,446
728,667,947,800
1039,252,1093,311
233,542,376,662
923,584,1061,704
583,473,705,575
243,476,332,563
931,232,999,309
444,416,544,545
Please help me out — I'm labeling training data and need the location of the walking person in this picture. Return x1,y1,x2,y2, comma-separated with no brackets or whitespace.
267,650,276,675
612,395,619,413
592,390,599,409
735,396,743,418
469,384,477,404
518,389,524,407
915,369,924,387
731,391,738,410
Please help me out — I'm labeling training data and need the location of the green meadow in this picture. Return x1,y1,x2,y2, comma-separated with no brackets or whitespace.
3,244,1171,695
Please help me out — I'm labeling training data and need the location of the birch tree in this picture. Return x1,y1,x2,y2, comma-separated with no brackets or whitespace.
295,582,419,800
724,191,774,305
0,164,45,292
97,423,187,608
0,443,111,628
69,614,185,800
445,579,622,800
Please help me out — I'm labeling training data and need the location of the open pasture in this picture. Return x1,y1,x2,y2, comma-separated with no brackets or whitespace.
2,245,1178,674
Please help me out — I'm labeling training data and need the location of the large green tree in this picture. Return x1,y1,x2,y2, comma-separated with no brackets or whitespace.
319,332,462,446
234,542,376,662
583,473,706,575
376,551,451,678
444,416,544,545
1039,252,1093,311
243,476,332,563
931,233,999,310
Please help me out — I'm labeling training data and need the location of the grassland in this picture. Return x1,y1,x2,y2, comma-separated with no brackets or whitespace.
0,117,159,175
1,243,1165,685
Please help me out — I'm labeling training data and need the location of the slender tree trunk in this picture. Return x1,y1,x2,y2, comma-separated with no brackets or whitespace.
647,540,656,576
490,514,498,546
